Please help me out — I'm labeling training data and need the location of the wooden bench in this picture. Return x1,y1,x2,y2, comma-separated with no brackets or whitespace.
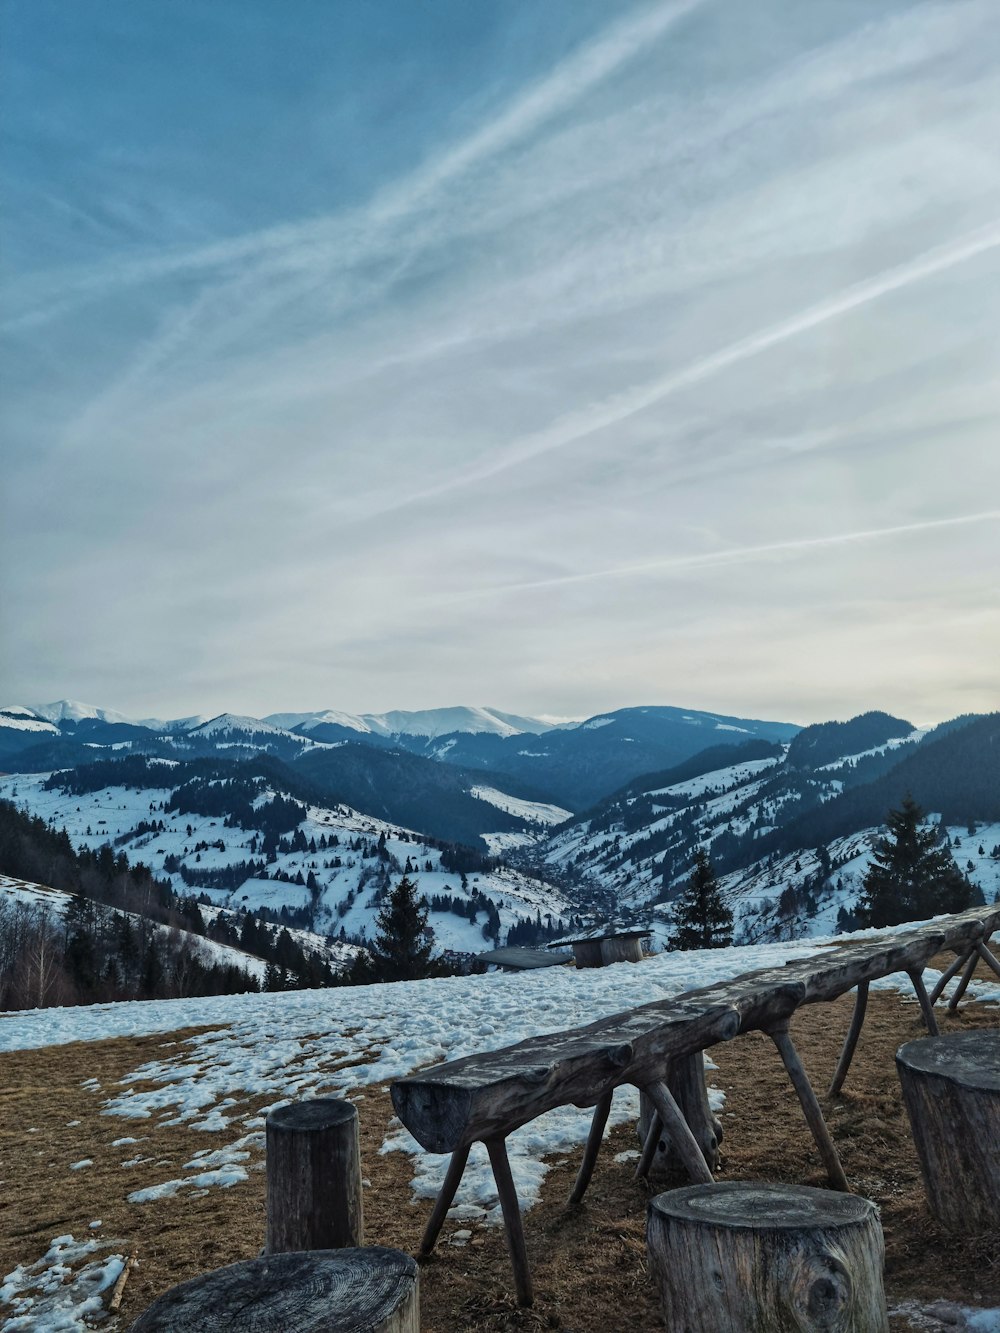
391,905,1000,1306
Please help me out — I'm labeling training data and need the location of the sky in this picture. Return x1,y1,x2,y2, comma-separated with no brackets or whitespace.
1,0,998,727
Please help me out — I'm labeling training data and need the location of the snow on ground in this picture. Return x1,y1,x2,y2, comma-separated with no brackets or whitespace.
1,922,997,1330
2,924,995,1229
647,756,780,801
0,1233,125,1331
470,786,571,827
0,775,575,956
0,874,268,982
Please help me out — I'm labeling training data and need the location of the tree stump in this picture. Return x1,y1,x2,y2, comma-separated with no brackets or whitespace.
266,1099,363,1254
637,1052,722,1180
647,1182,888,1333
127,1248,419,1332
896,1031,1000,1232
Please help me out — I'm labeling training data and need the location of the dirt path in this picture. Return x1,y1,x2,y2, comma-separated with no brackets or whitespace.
1,971,997,1330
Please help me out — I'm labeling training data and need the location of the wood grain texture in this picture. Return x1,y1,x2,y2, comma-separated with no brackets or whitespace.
638,1052,722,1179
647,1182,888,1333
896,1031,1000,1232
392,907,999,1155
127,1249,419,1332
599,936,645,965
265,1099,363,1255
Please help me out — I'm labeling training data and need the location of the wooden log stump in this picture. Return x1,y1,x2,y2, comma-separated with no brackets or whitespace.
647,1182,888,1333
599,935,645,965
896,1031,1000,1232
266,1099,363,1254
127,1248,419,1332
570,939,604,969
637,1052,722,1181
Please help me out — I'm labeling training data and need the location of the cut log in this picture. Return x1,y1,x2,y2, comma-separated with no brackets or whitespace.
126,1248,419,1332
647,1182,888,1333
265,1099,363,1255
637,1052,722,1180
599,935,645,965
571,939,604,968
896,1031,1000,1232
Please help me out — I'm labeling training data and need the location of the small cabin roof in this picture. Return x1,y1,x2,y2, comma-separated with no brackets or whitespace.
479,947,575,970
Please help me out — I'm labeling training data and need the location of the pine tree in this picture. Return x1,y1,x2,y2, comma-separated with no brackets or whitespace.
670,849,733,950
858,795,972,927
356,873,434,983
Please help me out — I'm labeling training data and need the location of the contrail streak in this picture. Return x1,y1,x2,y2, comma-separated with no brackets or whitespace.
388,219,1000,516
4,0,706,334
440,509,1000,601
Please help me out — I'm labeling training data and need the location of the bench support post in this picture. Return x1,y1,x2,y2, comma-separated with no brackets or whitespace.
975,937,1000,979
906,968,939,1035
642,1081,714,1185
828,979,869,1097
948,950,980,1011
635,1110,663,1181
929,948,968,1004
768,1020,849,1192
486,1136,533,1308
568,1091,613,1206
418,1145,470,1257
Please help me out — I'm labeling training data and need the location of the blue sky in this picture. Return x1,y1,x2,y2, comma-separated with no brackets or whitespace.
2,0,998,725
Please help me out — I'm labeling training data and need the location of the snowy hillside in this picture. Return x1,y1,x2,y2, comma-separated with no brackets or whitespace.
0,873,268,980
544,716,1000,945
0,772,581,958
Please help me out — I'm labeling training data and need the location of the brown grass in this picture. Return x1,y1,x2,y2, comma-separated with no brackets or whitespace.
0,960,997,1330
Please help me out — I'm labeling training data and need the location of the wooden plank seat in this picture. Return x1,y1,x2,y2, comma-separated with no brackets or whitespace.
391,905,1000,1306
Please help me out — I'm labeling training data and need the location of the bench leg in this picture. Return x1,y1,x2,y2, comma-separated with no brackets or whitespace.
828,979,869,1097
568,1091,613,1206
947,950,980,1011
635,1110,663,1181
768,1020,849,1192
929,948,971,1005
418,1144,470,1257
642,1081,714,1185
907,968,939,1036
486,1136,533,1308
975,936,1000,980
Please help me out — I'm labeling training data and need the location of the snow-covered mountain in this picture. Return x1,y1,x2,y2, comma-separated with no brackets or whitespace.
543,711,1000,946
265,705,560,739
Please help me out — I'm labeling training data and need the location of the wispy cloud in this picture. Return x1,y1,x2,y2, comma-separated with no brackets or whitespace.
442,509,1000,599
3,0,999,722
372,218,1000,515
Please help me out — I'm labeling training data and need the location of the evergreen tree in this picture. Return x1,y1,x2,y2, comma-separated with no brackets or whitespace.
858,795,972,927
670,849,733,950
354,873,433,983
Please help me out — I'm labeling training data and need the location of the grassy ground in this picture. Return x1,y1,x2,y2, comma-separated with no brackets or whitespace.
0,957,997,1330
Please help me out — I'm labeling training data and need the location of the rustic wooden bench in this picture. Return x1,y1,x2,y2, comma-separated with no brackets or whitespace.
391,905,1000,1306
